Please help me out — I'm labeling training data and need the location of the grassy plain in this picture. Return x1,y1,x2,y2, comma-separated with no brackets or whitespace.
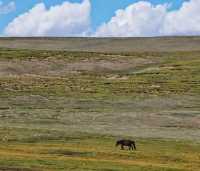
0,130,200,171
0,38,199,170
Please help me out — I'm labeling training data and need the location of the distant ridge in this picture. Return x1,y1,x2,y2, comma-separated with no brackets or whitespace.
0,36,200,52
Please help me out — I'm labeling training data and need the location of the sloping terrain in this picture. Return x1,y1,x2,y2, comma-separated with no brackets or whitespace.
0,48,199,140
0,37,199,170
1,37,200,52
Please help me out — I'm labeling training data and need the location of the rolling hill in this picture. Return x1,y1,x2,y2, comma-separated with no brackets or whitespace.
0,37,199,171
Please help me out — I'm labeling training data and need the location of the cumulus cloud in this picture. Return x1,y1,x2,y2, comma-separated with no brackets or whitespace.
161,0,200,35
4,0,200,37
5,0,91,36
0,1,15,14
95,0,200,37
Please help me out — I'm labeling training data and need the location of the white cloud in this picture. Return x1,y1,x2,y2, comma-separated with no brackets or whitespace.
161,0,200,35
0,1,15,14
4,0,200,37
95,0,200,37
5,0,91,36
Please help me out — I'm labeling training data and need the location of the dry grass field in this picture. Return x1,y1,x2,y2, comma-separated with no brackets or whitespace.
1,37,200,52
0,37,199,170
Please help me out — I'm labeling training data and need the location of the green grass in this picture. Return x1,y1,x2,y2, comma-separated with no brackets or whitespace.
0,40,199,170
0,128,199,171
0,48,199,139
0,49,200,98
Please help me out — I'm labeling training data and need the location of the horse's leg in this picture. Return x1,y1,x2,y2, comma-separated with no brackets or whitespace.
121,145,124,150
131,145,134,150
133,142,136,150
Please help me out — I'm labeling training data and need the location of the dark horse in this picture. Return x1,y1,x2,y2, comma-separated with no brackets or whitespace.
116,139,136,150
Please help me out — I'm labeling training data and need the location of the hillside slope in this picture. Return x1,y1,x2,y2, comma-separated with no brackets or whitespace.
0,46,199,140
0,38,200,170
1,37,200,52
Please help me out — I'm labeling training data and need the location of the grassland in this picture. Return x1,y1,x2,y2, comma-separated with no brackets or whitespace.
0,37,199,170
1,37,200,52
0,130,200,171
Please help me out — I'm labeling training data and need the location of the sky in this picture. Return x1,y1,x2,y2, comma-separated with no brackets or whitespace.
1,0,200,37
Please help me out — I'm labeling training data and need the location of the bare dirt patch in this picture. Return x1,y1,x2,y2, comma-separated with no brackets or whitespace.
48,149,94,157
0,57,154,77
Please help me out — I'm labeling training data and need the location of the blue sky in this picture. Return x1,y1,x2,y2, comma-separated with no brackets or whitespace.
91,0,185,29
1,0,198,37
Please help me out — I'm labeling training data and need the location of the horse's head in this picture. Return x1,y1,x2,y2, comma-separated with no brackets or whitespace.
115,140,120,147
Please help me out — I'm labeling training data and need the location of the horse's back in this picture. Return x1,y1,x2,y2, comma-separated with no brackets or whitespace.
118,139,134,145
